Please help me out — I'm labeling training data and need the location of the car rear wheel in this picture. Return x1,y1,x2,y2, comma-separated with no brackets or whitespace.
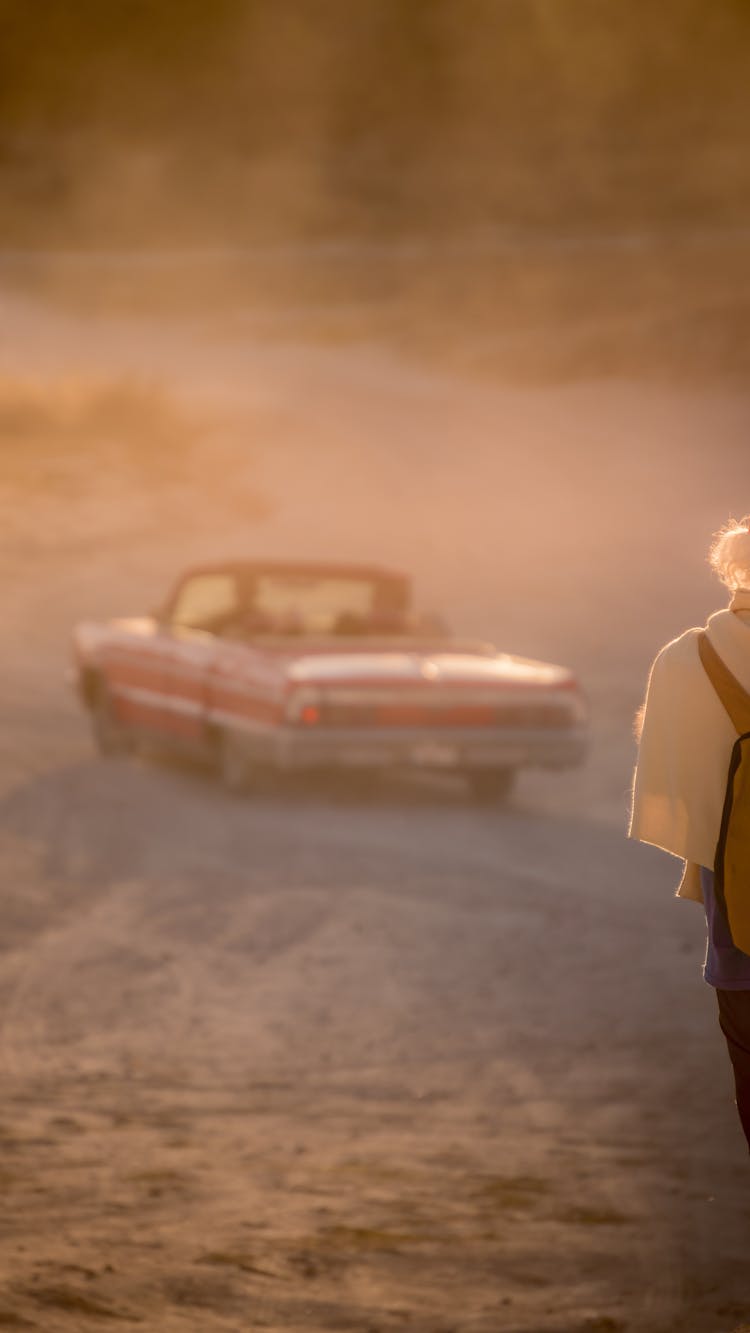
91,684,132,757
467,768,516,803
219,729,255,794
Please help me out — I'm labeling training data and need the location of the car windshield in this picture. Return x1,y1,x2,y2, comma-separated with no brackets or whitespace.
246,570,412,637
170,568,412,637
252,574,379,634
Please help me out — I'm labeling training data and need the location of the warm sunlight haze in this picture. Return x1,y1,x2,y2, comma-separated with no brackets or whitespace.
1,4,750,1331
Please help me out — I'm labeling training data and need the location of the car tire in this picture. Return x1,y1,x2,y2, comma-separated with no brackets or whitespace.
91,683,132,757
219,728,254,795
467,768,516,803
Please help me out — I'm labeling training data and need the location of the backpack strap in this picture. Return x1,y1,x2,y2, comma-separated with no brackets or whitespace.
698,631,750,735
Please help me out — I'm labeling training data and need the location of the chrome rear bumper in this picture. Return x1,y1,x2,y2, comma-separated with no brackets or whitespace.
260,724,589,772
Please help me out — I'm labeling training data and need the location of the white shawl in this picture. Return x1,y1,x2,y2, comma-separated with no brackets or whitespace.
629,590,750,901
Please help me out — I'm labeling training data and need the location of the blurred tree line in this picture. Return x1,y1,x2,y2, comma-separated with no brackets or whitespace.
1,0,749,243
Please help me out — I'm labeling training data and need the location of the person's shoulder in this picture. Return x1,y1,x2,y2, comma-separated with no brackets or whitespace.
649,626,703,680
655,626,702,663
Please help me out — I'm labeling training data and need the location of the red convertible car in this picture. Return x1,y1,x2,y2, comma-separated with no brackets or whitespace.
72,560,588,799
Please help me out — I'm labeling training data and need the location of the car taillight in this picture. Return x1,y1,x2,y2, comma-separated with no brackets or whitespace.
286,687,323,725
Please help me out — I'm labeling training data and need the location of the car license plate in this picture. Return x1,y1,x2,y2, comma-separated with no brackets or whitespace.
411,742,459,768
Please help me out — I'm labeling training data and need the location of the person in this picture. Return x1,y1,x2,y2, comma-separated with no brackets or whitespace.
630,516,750,1151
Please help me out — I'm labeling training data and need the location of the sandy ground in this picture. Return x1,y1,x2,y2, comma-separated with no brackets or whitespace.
1,286,750,1331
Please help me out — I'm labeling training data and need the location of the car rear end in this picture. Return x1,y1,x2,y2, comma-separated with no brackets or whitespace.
275,659,588,793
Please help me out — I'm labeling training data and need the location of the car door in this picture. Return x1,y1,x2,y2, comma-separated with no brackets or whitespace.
100,617,175,740
158,571,241,751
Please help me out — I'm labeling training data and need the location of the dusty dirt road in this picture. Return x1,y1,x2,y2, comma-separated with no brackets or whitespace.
1,700,749,1333
1,289,750,1331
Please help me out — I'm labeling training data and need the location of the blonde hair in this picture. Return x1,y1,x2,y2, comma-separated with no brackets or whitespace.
708,516,750,591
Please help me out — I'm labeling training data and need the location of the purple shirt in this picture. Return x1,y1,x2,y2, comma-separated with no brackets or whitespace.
700,865,750,989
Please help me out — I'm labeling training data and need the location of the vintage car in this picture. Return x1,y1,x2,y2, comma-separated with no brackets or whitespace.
72,559,588,799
